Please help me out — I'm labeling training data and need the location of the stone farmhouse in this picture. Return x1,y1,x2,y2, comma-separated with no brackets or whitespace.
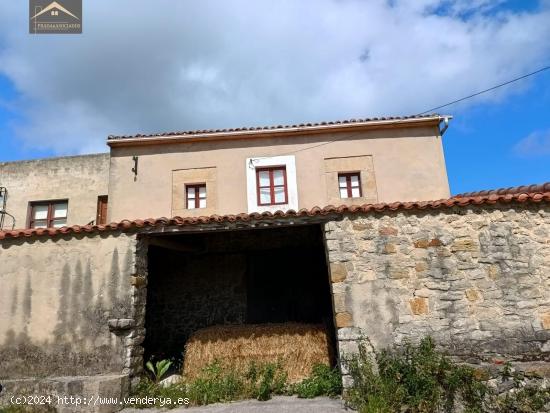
0,114,549,410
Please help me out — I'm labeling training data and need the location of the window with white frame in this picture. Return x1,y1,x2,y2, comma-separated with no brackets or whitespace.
338,172,362,198
246,155,298,213
186,184,206,209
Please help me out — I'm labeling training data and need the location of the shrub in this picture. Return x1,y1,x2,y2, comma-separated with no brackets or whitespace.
131,378,188,409
293,364,342,398
344,337,488,413
131,359,340,407
244,361,288,401
186,360,245,405
487,365,550,413
490,385,550,413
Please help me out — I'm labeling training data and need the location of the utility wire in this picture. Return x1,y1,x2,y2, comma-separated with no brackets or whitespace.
273,64,550,157
416,65,550,115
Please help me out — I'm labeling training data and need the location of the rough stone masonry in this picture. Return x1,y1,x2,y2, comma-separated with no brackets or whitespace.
324,203,550,370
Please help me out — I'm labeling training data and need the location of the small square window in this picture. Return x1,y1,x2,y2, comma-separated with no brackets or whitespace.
28,200,68,228
256,166,288,206
186,184,207,209
338,172,362,199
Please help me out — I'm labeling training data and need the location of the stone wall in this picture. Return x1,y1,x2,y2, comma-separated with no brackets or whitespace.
324,204,550,364
0,232,137,379
144,247,248,360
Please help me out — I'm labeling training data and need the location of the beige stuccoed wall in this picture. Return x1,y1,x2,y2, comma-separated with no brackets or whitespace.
107,126,449,221
0,232,136,379
0,153,109,229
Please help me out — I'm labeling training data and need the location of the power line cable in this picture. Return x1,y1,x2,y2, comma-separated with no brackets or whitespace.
272,64,550,157
416,65,550,115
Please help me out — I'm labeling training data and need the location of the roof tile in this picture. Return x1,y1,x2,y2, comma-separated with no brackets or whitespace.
107,114,443,141
1,183,549,241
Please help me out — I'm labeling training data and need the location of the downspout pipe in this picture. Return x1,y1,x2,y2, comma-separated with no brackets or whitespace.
439,116,450,136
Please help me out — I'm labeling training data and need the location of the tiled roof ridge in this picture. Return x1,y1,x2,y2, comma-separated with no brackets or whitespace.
454,183,550,198
1,183,549,241
107,114,444,141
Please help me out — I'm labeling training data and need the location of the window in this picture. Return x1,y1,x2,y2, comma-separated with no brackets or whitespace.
96,195,108,225
256,166,288,206
28,200,68,228
186,184,206,209
338,172,362,198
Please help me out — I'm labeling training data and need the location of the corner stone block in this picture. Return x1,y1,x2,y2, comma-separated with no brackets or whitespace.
335,312,353,328
332,293,347,313
409,297,429,315
330,262,348,283
130,276,146,288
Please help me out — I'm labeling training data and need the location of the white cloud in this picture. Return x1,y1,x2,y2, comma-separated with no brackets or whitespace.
0,0,549,154
514,129,550,157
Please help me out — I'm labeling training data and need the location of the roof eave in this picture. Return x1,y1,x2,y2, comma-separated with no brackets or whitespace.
106,115,450,148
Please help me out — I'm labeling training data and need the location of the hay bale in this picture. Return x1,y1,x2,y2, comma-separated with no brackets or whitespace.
183,323,333,383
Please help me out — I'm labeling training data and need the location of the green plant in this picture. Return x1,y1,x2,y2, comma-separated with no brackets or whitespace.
132,359,341,407
487,365,550,413
130,378,189,409
490,385,550,413
145,358,172,384
344,337,488,413
293,364,342,398
245,361,288,400
186,360,244,405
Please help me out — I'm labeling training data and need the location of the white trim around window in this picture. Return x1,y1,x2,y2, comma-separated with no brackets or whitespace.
246,155,298,213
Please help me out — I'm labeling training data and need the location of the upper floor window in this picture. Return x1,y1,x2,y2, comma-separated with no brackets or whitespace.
186,184,206,209
338,172,362,198
28,200,68,228
256,166,288,206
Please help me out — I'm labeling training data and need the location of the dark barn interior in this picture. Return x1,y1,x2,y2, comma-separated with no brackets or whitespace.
143,224,335,363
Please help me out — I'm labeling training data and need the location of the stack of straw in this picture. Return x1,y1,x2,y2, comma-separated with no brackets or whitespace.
183,322,333,382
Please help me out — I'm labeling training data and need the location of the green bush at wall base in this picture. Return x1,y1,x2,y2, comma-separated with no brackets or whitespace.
344,337,550,413
344,337,488,413
292,364,342,399
130,360,341,409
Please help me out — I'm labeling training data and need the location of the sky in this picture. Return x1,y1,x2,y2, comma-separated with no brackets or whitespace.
0,0,549,194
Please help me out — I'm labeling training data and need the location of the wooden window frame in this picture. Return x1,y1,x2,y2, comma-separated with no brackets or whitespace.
185,183,207,209
27,199,69,229
96,195,108,225
256,166,288,206
338,172,362,199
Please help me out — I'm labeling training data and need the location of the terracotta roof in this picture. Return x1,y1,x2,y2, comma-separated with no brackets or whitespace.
1,183,549,241
455,183,550,198
107,114,445,142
